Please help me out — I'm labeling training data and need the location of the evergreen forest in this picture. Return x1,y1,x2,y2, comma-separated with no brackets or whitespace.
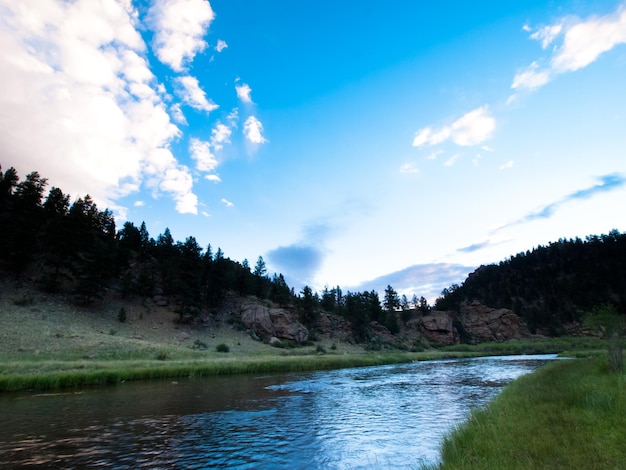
1,165,625,341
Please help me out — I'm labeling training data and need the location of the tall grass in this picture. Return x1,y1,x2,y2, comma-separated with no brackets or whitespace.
435,356,626,469
0,350,504,392
439,336,607,356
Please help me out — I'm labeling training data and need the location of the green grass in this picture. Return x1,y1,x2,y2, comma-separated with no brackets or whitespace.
0,281,611,393
439,336,607,357
434,356,626,469
0,350,494,392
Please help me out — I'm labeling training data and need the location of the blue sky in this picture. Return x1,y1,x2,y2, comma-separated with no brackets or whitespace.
1,0,625,301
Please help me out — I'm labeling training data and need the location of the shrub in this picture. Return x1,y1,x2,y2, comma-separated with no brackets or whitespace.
118,307,127,323
216,343,230,353
156,351,170,360
316,344,327,354
13,295,34,306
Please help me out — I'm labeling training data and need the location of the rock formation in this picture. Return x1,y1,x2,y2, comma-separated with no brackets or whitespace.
459,301,530,342
413,301,531,345
239,301,309,343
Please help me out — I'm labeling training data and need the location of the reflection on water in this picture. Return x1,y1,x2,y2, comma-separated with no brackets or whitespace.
0,355,558,468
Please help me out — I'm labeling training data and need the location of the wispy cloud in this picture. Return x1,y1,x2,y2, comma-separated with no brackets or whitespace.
176,75,218,113
494,173,626,231
243,116,268,144
444,154,461,167
413,106,495,148
189,122,232,179
221,198,234,207
457,240,493,253
426,150,444,160
235,83,253,103
400,162,419,174
499,160,514,170
189,138,218,172
511,4,626,95
351,263,475,302
215,39,228,52
148,0,215,72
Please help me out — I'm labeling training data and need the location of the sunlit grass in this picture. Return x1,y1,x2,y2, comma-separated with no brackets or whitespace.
433,356,626,469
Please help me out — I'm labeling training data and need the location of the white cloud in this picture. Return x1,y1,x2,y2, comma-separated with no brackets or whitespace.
400,162,419,174
215,39,228,52
176,75,218,112
221,198,234,207
450,106,496,146
189,122,232,178
148,0,214,72
413,106,495,148
511,61,551,90
227,108,240,125
472,153,482,166
530,24,563,49
189,138,218,172
235,83,253,103
134,200,145,207
512,4,626,92
211,123,232,150
170,102,187,124
552,7,626,72
499,160,514,170
444,154,461,167
426,150,443,160
0,0,198,215
243,116,268,144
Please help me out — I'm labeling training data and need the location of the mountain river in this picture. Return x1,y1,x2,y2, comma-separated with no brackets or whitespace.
0,354,559,468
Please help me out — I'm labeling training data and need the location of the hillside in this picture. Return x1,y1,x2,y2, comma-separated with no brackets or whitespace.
435,230,626,334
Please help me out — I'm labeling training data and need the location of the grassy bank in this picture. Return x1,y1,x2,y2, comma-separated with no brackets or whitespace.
440,336,607,358
0,350,492,393
0,282,609,392
435,356,626,469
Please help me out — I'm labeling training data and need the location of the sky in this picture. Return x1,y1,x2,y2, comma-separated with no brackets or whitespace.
1,0,625,302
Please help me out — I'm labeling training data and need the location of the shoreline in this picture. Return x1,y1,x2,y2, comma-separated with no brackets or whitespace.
1,350,490,393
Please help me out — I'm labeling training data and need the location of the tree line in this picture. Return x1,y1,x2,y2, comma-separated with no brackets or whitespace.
0,166,433,340
434,230,626,333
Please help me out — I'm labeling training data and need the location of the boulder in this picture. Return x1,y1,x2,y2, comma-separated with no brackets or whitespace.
417,311,458,345
239,302,309,342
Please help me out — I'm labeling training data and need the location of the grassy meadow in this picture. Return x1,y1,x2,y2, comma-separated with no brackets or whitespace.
0,280,611,394
0,282,488,392
434,356,626,469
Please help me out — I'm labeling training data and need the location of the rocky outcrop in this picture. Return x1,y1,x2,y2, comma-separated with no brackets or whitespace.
459,301,530,342
239,302,309,343
316,312,353,341
415,311,458,345
414,301,531,345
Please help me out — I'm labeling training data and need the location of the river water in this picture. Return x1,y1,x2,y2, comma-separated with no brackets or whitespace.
0,354,558,468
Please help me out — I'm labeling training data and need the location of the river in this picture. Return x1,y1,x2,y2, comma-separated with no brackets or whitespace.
0,354,558,468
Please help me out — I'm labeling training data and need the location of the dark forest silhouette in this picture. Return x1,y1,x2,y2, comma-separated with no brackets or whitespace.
1,165,624,341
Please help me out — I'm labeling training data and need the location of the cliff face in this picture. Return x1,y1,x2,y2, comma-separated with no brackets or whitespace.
414,301,531,346
234,298,532,347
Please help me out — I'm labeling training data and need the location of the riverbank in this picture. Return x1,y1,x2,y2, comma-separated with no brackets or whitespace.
0,336,606,392
435,356,626,469
0,281,607,392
